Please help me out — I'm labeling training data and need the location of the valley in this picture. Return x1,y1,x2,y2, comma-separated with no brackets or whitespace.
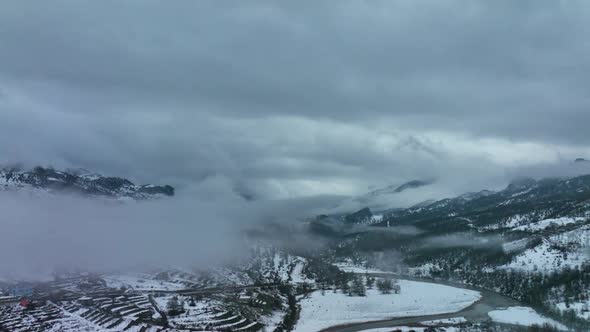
4,2,590,331
3,168,590,331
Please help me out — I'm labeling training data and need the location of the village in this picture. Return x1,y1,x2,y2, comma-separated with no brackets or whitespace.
0,272,270,332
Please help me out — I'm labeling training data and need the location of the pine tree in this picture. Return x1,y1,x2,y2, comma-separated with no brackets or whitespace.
366,276,375,289
377,279,393,294
166,296,184,316
352,276,366,296
340,280,350,295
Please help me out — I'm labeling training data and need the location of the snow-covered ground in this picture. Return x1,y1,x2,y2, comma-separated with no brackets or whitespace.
104,274,187,291
334,263,397,274
480,214,528,231
513,217,585,232
504,214,528,228
502,225,590,273
488,306,567,330
502,240,587,273
246,247,314,284
361,328,461,332
294,280,481,332
152,296,219,329
421,317,466,326
260,309,286,332
360,329,426,332
556,301,590,320
502,238,530,254
291,258,314,284
370,214,384,224
46,306,106,332
408,262,442,278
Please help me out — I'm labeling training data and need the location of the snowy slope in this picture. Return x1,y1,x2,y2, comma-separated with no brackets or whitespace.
502,225,590,272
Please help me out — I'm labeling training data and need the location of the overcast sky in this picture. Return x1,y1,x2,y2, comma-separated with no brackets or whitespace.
1,0,590,200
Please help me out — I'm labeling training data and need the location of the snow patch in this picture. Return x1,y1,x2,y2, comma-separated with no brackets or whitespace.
514,217,585,232
488,306,567,330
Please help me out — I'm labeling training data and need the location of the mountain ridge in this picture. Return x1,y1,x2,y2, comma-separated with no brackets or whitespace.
365,179,435,197
0,166,174,200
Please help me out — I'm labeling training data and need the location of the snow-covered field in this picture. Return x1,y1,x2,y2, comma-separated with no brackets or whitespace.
294,280,481,332
488,306,567,330
104,274,187,291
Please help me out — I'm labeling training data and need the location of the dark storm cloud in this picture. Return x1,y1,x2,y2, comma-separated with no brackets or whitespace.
1,0,590,199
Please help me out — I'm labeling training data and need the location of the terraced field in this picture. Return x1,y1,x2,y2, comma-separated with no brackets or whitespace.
0,273,273,332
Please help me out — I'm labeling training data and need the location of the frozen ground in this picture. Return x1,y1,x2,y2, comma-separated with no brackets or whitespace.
488,306,567,330
294,280,481,332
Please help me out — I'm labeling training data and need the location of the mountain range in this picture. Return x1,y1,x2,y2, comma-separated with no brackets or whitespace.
0,166,174,200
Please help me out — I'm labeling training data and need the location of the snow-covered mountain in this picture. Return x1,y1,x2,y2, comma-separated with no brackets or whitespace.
318,173,590,327
333,179,438,212
323,173,590,275
0,166,174,200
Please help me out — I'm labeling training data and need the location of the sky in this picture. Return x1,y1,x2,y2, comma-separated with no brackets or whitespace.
2,0,590,200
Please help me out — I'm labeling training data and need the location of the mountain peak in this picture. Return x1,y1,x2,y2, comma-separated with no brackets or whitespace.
343,207,374,224
506,177,537,192
393,179,435,193
459,189,495,201
366,179,434,197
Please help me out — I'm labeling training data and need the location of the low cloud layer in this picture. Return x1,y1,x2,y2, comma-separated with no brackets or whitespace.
0,190,242,280
0,181,339,281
